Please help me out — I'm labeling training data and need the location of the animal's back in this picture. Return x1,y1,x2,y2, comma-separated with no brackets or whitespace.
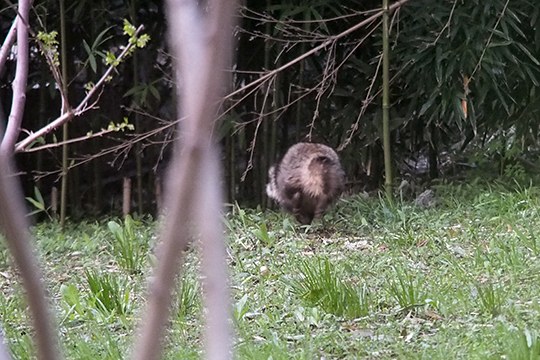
266,142,345,224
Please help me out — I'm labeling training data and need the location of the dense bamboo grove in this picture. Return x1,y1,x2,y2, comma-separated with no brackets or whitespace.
1,0,539,219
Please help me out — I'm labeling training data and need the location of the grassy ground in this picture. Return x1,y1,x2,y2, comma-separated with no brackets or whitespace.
2,178,540,359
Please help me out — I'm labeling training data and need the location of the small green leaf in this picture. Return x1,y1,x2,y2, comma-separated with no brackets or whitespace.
105,51,117,66
136,34,150,48
123,19,136,37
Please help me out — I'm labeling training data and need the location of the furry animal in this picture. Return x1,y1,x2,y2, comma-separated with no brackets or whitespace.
266,142,345,225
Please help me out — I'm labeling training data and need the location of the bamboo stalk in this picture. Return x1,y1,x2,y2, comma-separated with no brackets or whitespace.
123,177,132,218
154,176,162,213
130,1,144,216
381,0,393,197
59,0,69,228
51,186,58,218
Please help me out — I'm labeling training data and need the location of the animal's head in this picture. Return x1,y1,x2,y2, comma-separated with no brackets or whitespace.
294,211,315,225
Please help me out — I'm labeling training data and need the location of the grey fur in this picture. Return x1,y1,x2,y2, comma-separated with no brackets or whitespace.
266,142,345,224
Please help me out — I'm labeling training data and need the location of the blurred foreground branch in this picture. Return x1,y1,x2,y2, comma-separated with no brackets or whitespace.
132,0,236,359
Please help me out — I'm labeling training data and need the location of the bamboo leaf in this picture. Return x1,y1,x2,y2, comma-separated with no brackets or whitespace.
92,26,114,50
515,43,540,66
524,65,540,87
89,54,97,73
34,186,44,206
25,197,45,211
419,95,437,117
149,84,161,101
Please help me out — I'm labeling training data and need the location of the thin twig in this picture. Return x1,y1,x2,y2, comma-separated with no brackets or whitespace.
339,44,383,151
470,0,510,80
431,0,458,46
240,6,378,25
14,25,145,152
224,0,412,102
241,78,274,182
307,42,337,140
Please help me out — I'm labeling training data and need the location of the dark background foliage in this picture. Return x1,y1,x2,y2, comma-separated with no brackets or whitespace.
1,0,539,219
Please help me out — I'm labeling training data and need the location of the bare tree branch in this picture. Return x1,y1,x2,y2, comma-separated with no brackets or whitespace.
0,0,30,154
2,0,69,114
0,19,17,78
132,0,236,358
19,126,131,153
0,4,61,358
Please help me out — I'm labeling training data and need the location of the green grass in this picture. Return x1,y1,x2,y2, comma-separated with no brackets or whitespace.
2,179,540,358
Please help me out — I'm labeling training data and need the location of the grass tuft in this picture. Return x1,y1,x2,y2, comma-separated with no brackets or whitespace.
107,215,149,274
287,257,370,319
85,270,132,317
475,281,505,317
177,274,201,320
386,264,427,311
